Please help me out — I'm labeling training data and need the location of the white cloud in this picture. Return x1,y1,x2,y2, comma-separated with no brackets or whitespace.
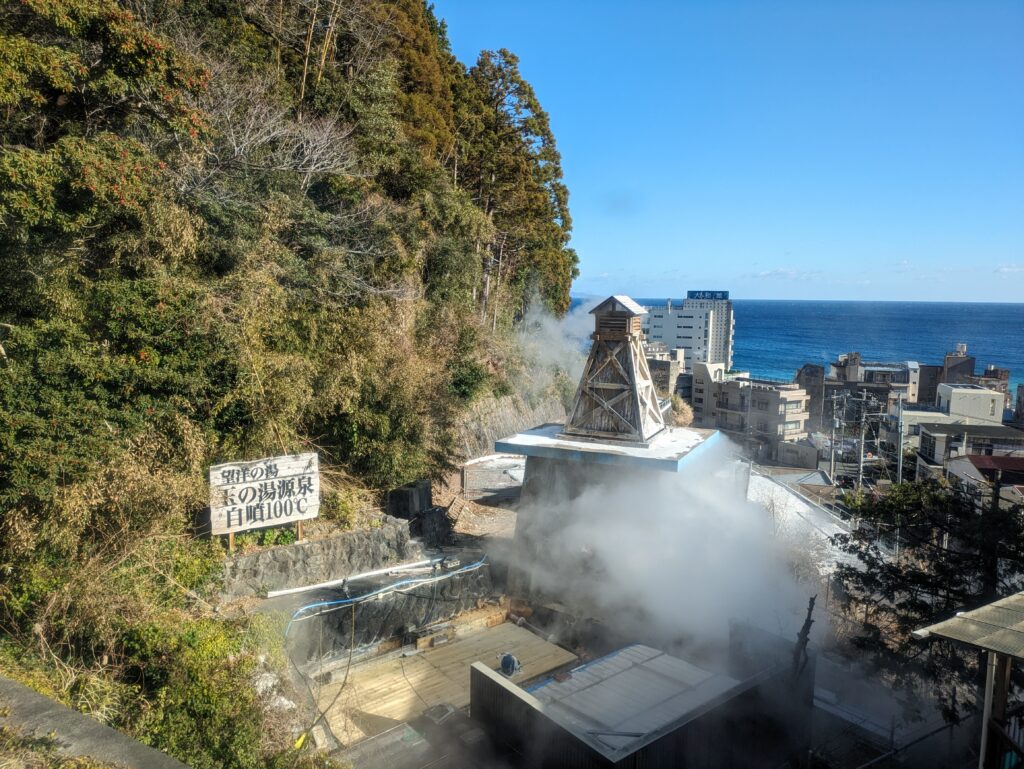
747,267,822,281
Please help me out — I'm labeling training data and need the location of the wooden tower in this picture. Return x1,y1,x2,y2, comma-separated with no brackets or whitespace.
563,295,665,445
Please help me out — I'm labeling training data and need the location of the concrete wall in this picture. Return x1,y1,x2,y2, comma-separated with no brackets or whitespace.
937,384,1003,422
458,393,566,460
221,515,422,599
0,676,188,769
777,440,819,469
648,357,682,397
470,663,610,768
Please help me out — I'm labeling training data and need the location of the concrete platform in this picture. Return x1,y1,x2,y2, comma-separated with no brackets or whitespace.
494,423,719,473
319,621,576,746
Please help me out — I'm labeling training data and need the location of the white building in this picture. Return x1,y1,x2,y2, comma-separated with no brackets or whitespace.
640,290,734,369
882,382,1007,452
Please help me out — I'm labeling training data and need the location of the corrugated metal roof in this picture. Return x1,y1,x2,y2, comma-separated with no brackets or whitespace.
970,455,1024,473
529,644,743,754
913,592,1024,658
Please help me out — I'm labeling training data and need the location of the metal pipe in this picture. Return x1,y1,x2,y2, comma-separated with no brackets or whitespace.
979,651,996,769
267,558,440,598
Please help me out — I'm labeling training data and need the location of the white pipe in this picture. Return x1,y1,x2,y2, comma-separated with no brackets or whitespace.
267,558,441,598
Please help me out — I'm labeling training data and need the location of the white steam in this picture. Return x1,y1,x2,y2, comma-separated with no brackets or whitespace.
513,297,597,404
518,436,817,653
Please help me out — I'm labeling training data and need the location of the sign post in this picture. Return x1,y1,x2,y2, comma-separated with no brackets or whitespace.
209,453,320,548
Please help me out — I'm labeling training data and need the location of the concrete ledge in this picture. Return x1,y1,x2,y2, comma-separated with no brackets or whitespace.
0,676,189,768
495,423,720,473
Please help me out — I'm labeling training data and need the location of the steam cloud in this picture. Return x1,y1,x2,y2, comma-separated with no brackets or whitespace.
514,296,597,404
514,436,819,659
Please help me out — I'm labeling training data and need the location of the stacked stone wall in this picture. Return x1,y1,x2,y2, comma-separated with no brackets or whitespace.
222,515,422,599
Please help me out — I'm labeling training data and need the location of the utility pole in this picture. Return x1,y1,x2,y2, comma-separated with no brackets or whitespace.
857,398,867,491
896,392,905,484
829,393,838,483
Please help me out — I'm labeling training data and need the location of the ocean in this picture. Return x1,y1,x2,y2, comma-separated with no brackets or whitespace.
573,298,1024,392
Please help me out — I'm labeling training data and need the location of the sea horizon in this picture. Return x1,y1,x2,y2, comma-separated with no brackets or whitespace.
571,296,1024,393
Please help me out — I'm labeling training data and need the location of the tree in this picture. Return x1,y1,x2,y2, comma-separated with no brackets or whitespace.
831,480,1024,720
455,48,577,320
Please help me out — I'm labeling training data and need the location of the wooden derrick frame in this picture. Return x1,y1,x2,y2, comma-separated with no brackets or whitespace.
564,313,665,445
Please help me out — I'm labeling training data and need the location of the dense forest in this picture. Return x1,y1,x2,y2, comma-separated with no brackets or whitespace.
0,0,576,765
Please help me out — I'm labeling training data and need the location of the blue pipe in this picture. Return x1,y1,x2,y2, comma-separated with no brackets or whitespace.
284,556,488,637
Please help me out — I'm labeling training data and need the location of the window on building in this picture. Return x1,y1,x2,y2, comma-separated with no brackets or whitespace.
920,433,936,461
783,420,802,432
991,400,997,417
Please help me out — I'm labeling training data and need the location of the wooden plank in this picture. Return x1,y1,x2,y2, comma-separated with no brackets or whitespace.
319,622,576,747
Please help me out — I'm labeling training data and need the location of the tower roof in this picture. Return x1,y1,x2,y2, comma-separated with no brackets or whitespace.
589,295,647,317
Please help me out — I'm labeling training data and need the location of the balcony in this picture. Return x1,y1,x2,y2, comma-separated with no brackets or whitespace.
717,402,748,414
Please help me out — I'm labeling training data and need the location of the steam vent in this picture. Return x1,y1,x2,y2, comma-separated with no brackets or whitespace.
495,293,717,480
495,294,720,603
563,295,665,445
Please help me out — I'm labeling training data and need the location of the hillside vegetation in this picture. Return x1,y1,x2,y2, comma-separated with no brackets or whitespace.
0,1,576,765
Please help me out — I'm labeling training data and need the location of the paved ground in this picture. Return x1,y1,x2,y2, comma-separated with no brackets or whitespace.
0,676,189,768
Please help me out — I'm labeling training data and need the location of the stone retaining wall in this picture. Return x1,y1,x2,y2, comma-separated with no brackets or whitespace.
221,515,422,599
457,393,565,460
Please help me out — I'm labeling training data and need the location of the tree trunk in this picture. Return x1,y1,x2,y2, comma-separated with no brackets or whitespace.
298,0,320,110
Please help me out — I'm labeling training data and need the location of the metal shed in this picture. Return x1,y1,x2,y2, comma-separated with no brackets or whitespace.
914,592,1024,768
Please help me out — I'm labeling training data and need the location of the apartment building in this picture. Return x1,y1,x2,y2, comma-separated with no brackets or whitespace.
829,352,922,403
883,382,1006,452
969,364,1012,408
942,343,976,384
692,362,810,458
915,422,1024,481
640,290,734,369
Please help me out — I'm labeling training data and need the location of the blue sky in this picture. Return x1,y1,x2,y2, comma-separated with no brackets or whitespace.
432,0,1024,301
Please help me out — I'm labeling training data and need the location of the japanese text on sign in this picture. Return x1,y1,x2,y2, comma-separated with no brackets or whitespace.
209,453,319,535
686,290,729,301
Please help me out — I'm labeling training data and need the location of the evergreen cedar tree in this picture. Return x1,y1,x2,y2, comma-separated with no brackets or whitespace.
831,480,1024,722
0,1,576,767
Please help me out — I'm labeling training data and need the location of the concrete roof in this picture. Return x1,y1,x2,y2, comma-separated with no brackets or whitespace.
918,423,1024,438
527,645,745,758
913,592,1024,659
494,423,718,473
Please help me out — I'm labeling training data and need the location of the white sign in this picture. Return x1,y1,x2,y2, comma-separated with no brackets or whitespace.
209,453,320,536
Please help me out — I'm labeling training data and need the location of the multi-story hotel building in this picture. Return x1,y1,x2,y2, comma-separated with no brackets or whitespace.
640,290,734,369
